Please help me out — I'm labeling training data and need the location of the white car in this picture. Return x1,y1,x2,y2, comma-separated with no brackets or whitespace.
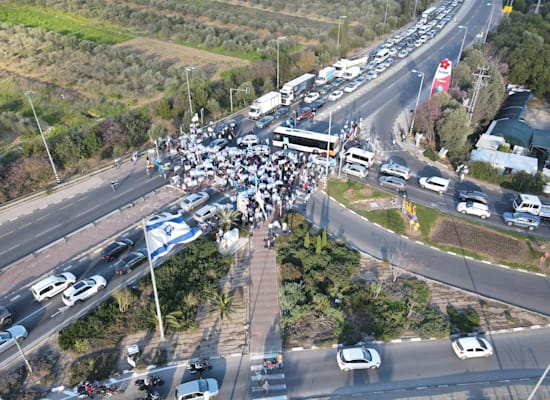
236,134,259,148
304,92,320,104
0,325,28,355
456,202,491,219
342,163,368,178
451,336,493,360
380,161,411,180
180,192,209,212
328,90,344,101
397,49,409,58
374,63,387,73
194,204,219,223
337,346,381,371
175,378,219,400
31,272,77,302
366,71,378,80
344,82,360,93
62,275,107,307
418,176,450,194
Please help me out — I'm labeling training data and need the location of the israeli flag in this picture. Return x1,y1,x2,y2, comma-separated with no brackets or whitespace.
145,212,202,262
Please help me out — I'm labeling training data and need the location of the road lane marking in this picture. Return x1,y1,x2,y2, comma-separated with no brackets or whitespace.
34,223,62,237
59,203,72,210
0,230,15,240
18,222,32,230
36,213,51,221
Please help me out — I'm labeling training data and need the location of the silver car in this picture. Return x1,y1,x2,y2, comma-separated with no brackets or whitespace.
180,192,209,213
380,161,411,180
0,325,28,355
378,176,407,192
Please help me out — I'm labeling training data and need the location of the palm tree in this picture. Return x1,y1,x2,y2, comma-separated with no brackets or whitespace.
209,290,242,321
217,208,241,231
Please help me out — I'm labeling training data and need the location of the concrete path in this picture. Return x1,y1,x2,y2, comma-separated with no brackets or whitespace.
247,223,288,400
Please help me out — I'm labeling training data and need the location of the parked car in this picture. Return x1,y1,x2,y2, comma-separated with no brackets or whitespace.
296,107,313,121
208,138,229,152
355,76,367,85
255,115,274,129
180,192,209,213
380,161,411,180
328,90,344,101
336,346,381,371
0,306,13,327
397,49,409,58
342,163,368,179
451,336,493,360
101,239,134,261
331,77,345,87
318,84,333,95
502,212,540,230
62,275,107,307
374,63,387,73
273,106,289,120
175,378,219,400
344,81,360,93
418,176,450,194
378,176,407,192
194,204,220,223
113,250,147,275
311,98,326,111
0,325,28,355
31,272,77,302
456,202,491,219
365,71,378,80
236,134,259,148
457,190,488,205
304,92,320,104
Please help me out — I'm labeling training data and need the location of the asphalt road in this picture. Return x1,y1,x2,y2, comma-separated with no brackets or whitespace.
305,189,550,316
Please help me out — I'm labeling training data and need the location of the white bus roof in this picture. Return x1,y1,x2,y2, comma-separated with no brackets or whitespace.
518,193,542,205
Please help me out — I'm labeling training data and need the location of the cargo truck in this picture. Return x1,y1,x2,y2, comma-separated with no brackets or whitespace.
280,73,316,106
512,193,550,218
248,91,281,120
315,66,336,86
333,57,368,78
343,66,361,80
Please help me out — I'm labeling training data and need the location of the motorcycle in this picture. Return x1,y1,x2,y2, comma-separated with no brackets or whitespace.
135,374,164,391
134,389,161,400
186,358,212,376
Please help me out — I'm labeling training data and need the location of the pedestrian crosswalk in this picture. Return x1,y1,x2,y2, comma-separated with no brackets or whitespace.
250,353,288,399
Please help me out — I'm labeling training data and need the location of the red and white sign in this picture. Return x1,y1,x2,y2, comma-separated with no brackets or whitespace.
430,59,453,97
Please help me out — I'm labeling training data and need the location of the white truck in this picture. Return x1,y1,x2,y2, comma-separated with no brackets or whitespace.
512,193,550,218
333,56,368,78
248,91,281,120
315,66,336,86
343,66,361,80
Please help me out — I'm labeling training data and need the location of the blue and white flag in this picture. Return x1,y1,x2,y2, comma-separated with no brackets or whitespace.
144,212,202,262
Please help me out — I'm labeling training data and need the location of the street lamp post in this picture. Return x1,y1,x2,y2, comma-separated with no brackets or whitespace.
13,337,32,374
230,87,250,113
326,112,332,178
457,26,468,65
336,16,347,50
24,91,61,185
384,0,390,26
276,36,287,90
184,66,195,118
408,70,425,138
412,0,419,21
484,2,495,43
200,107,204,126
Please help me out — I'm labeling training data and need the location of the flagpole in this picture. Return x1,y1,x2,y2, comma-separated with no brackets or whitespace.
142,218,166,341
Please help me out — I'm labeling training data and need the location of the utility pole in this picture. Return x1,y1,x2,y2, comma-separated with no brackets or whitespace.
468,65,491,123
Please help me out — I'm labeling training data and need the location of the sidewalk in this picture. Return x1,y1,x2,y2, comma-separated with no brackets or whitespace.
247,223,288,400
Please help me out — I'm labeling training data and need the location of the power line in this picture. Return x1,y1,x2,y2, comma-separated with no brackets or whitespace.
468,65,491,123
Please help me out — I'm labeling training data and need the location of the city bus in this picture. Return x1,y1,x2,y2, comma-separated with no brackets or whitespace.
272,127,342,157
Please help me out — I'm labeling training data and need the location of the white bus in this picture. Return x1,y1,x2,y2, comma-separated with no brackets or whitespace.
421,6,437,23
272,127,342,157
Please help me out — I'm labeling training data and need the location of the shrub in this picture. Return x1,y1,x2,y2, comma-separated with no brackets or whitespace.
423,147,439,161
447,305,481,333
468,161,502,182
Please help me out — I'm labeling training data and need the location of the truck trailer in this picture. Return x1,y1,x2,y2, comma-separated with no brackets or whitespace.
333,57,368,78
315,66,336,86
248,91,281,120
512,193,550,218
343,66,361,80
280,73,316,106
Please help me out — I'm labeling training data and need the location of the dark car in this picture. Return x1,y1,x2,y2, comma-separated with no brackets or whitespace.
311,98,327,112
502,212,540,231
113,250,147,275
378,176,407,192
331,77,345,88
102,239,134,261
280,118,295,128
0,306,13,327
216,119,238,136
256,115,274,129
457,190,489,205
273,106,289,120
296,107,313,121
318,84,333,95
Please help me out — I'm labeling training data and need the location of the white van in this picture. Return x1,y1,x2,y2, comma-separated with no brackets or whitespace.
342,148,375,168
418,176,450,194
374,48,390,63
31,272,77,302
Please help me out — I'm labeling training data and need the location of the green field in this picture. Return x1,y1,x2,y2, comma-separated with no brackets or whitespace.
0,3,133,44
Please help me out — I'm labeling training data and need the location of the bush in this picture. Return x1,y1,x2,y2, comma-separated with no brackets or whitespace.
447,305,480,333
502,171,545,194
413,307,450,338
423,147,439,161
468,161,502,183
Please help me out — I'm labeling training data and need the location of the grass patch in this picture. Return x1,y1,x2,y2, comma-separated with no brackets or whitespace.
366,208,406,234
447,306,480,334
0,3,133,44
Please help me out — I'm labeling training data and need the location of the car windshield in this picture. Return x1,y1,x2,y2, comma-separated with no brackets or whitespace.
476,339,487,349
362,348,372,361
0,331,12,340
72,281,86,290
198,380,208,392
